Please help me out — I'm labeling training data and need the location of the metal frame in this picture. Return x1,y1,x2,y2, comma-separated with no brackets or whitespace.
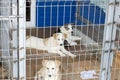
12,0,26,79
100,0,117,80
0,0,120,79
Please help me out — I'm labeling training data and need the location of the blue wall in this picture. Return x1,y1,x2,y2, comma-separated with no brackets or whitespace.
78,3,106,25
36,0,105,27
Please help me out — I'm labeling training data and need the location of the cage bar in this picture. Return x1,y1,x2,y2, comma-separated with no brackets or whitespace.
18,0,26,79
12,0,26,79
1,0,120,80
100,0,117,80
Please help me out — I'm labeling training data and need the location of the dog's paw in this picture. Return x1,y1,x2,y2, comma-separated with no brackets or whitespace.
71,54,76,58
68,53,76,58
70,42,77,46
60,54,66,57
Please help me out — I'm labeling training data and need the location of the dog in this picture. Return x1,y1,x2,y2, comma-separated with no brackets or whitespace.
57,23,81,46
26,33,76,58
34,60,62,80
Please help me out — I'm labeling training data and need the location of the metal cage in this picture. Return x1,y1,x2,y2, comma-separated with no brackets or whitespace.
0,0,120,80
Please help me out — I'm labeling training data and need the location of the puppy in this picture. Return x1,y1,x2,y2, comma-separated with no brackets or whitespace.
34,60,62,80
26,33,76,58
58,23,81,46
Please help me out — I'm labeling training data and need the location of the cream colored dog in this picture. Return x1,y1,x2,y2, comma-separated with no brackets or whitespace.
59,24,81,46
34,60,62,80
26,33,76,58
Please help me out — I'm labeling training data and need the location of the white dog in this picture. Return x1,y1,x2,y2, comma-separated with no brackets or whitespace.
58,24,81,46
26,33,76,58
34,60,62,80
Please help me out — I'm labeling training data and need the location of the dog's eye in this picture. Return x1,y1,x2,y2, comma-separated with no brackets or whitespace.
47,67,49,69
52,68,54,70
66,28,69,30
65,27,69,30
58,39,60,40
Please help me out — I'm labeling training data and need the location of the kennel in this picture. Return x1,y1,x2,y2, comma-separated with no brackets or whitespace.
0,0,120,80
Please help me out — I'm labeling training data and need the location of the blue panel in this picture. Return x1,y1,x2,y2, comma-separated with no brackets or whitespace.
79,3,105,25
36,1,76,27
36,0,105,27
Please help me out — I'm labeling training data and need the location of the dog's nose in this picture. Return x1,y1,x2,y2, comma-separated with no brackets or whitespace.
60,44,63,46
71,31,74,35
71,31,73,33
49,75,51,77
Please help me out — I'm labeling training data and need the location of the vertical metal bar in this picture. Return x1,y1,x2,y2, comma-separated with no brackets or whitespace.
17,0,20,79
12,0,18,79
100,0,117,80
12,0,26,79
18,0,26,79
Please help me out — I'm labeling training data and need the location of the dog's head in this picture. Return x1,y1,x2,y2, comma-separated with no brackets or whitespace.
53,33,67,46
60,23,75,34
42,60,61,78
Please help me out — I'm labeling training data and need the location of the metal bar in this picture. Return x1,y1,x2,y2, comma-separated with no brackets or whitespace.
100,0,117,80
12,0,18,79
17,0,20,79
18,0,26,79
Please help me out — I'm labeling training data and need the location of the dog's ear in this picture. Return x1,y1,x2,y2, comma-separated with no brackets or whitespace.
71,23,75,28
63,33,67,39
70,23,75,25
54,28,61,33
42,60,48,67
72,25,75,28
55,60,61,67
64,24,68,28
53,33,58,39
57,28,61,32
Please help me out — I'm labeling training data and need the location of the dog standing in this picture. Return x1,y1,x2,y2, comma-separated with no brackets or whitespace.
26,33,76,58
34,60,62,80
58,24,81,46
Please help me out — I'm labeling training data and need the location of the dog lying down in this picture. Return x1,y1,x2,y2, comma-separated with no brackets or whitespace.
34,60,62,80
58,23,82,46
26,33,76,58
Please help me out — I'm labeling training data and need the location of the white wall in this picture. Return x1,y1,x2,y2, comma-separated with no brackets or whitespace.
90,0,109,12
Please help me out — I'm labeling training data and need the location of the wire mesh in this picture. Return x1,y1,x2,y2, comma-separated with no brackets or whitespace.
0,0,13,79
0,0,120,80
26,0,108,80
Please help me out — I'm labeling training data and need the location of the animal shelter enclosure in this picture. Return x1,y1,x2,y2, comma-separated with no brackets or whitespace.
0,0,120,80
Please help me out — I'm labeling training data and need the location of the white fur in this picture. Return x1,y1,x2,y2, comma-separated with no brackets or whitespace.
34,60,61,80
26,33,76,58
60,24,81,46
